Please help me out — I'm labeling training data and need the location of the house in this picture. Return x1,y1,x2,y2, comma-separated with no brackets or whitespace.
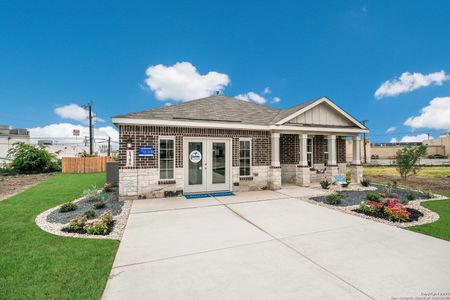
112,96,368,199
0,125,30,164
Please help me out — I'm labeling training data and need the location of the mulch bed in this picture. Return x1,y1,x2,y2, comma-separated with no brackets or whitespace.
46,187,123,224
353,207,424,223
310,184,432,207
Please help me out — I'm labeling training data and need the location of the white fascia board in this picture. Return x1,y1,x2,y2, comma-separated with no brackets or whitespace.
112,118,267,131
275,97,367,130
271,125,369,134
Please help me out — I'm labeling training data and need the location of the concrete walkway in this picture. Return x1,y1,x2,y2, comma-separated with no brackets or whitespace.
103,187,450,300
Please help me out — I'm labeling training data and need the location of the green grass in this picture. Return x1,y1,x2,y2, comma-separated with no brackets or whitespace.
409,199,450,241
364,165,450,178
0,173,119,300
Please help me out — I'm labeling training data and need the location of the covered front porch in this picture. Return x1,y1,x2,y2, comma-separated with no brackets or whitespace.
268,132,363,189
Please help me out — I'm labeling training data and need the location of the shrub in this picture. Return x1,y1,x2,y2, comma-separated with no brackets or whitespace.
366,192,380,201
7,142,61,174
360,179,370,187
82,185,101,201
93,201,106,209
60,202,78,213
406,192,416,201
83,209,96,219
358,202,375,214
86,221,110,235
346,177,351,184
325,193,342,205
367,200,384,212
395,145,427,180
320,180,331,189
101,211,114,226
384,198,410,222
62,217,86,233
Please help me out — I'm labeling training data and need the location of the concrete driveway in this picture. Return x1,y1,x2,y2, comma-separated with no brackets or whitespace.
103,187,450,299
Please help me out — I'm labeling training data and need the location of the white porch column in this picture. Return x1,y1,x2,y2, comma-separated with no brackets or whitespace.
352,135,361,165
298,133,308,166
271,132,280,167
351,135,363,184
269,132,281,190
296,133,310,187
327,135,337,166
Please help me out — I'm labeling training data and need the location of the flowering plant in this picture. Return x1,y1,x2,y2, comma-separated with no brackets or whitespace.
367,201,384,212
384,198,410,222
379,192,387,198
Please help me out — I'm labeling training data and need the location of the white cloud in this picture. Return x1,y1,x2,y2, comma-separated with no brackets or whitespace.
235,91,281,105
386,127,396,134
54,104,104,123
144,62,230,102
235,91,267,104
389,133,431,143
404,97,450,130
263,87,271,95
375,70,449,98
28,123,118,144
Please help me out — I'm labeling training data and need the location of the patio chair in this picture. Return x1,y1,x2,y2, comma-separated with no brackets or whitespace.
334,175,349,187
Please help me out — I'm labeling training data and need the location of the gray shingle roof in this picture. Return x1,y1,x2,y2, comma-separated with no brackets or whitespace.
113,95,335,126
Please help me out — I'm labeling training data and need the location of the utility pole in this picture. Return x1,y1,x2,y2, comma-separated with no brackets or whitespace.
107,136,111,157
361,120,368,164
83,101,94,155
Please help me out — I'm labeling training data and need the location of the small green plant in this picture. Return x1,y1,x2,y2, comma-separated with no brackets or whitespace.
59,202,78,213
94,201,106,209
86,221,110,235
83,209,96,219
406,192,416,201
357,202,375,214
82,185,101,201
325,193,342,205
320,180,331,189
422,191,434,199
101,211,114,226
345,177,351,184
62,217,86,233
384,181,398,195
360,179,370,187
366,192,381,201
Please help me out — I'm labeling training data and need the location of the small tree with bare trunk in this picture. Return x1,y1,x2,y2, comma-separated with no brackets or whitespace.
395,145,427,180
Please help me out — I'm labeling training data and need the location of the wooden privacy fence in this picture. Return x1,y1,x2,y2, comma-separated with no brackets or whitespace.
62,156,114,173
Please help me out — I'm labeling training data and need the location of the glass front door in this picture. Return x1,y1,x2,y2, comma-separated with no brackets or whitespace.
184,138,230,193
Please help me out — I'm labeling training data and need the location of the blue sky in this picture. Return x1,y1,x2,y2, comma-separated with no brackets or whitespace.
1,0,450,143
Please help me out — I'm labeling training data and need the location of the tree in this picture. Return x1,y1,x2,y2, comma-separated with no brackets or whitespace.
395,145,427,180
7,142,61,174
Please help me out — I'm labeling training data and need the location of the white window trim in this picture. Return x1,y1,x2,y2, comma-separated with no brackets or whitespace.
307,137,313,168
239,138,252,177
158,136,176,180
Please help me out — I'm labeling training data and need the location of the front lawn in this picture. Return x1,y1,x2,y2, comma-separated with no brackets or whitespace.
364,165,450,178
409,199,450,241
0,173,119,300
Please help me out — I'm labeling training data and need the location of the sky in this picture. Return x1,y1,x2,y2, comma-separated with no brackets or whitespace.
1,0,450,144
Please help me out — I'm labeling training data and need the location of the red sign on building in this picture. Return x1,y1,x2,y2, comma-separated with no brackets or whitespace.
73,129,80,136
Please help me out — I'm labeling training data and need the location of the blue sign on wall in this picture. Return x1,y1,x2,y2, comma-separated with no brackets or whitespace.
138,146,154,157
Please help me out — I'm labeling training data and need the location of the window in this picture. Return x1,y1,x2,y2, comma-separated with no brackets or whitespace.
239,139,251,176
307,138,313,167
159,138,175,179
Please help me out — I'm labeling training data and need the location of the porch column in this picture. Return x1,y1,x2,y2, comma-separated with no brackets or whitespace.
271,132,280,167
268,132,281,190
296,133,310,187
351,135,363,184
326,134,339,180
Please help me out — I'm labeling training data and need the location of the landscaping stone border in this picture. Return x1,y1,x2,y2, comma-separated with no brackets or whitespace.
35,195,132,240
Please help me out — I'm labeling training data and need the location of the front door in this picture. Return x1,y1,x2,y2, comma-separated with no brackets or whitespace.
184,138,231,194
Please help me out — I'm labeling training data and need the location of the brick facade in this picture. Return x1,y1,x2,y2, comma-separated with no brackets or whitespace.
119,125,272,169
280,134,299,164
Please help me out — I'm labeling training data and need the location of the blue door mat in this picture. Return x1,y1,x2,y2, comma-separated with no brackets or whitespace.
185,193,211,199
185,192,235,199
210,191,235,197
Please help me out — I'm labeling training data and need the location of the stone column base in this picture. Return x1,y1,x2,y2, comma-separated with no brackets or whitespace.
351,164,363,184
296,165,310,187
268,166,282,190
325,165,339,182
